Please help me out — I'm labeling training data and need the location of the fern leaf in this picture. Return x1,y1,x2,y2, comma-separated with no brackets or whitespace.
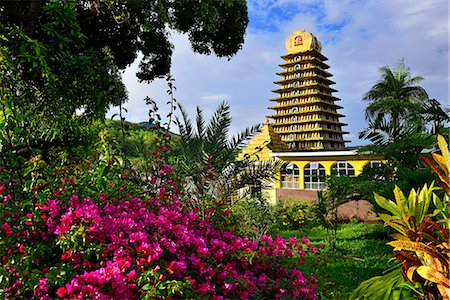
196,107,206,139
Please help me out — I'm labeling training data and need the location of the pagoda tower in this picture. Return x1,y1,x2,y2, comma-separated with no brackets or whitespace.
268,30,349,151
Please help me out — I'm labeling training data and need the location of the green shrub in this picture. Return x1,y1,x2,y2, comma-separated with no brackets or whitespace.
226,198,273,240
271,199,316,231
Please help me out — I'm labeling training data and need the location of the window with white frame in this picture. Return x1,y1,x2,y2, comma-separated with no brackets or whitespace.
369,160,382,168
281,163,299,189
304,162,326,190
331,161,356,176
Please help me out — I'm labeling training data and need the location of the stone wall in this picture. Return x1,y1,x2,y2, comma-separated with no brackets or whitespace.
275,188,376,221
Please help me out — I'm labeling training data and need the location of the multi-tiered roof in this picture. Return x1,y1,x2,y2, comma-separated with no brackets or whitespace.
268,30,349,151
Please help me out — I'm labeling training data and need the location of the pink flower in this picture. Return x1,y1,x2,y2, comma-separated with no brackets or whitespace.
56,287,67,297
34,277,49,297
197,281,213,295
46,199,61,218
127,270,138,282
3,194,11,203
2,222,12,236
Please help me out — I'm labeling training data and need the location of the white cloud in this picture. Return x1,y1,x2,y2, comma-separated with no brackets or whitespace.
201,94,232,104
110,0,449,146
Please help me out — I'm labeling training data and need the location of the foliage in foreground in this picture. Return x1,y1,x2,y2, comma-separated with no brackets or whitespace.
0,127,319,299
1,0,249,118
280,222,391,300
350,135,450,300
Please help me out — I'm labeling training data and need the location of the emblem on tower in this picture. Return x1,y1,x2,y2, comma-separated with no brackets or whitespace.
286,30,322,54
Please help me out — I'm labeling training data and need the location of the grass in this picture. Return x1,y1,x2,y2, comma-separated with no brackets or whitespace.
279,222,392,299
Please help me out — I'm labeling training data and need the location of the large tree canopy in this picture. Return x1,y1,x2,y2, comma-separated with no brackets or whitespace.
0,0,248,117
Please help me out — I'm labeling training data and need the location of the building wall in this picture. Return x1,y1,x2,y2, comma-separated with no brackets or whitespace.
271,156,381,221
276,188,318,202
278,156,376,189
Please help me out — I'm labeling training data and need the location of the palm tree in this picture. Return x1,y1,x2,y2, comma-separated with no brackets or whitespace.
358,59,446,178
422,99,450,135
360,59,429,143
174,101,280,214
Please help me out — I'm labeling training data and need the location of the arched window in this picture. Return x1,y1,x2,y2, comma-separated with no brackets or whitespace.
362,160,387,180
294,64,300,70
331,161,355,176
281,163,299,189
304,162,326,190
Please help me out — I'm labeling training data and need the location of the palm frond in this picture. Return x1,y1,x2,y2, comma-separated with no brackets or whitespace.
176,103,195,141
205,101,232,154
229,124,261,150
196,106,206,140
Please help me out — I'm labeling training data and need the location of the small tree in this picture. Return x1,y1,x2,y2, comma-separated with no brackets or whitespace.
316,175,354,250
174,102,280,216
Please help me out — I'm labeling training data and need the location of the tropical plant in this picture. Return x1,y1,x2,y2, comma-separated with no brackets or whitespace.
421,134,450,194
376,184,449,299
422,99,450,135
361,59,429,140
174,101,280,214
0,125,320,299
315,175,356,250
349,262,417,300
351,136,450,299
358,59,446,174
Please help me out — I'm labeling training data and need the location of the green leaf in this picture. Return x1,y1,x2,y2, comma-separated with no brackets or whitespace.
375,193,402,217
393,185,408,220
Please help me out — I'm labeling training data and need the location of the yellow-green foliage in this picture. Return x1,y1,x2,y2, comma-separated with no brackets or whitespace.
351,135,450,299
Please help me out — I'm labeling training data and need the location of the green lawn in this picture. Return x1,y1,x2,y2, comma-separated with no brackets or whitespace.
279,222,392,299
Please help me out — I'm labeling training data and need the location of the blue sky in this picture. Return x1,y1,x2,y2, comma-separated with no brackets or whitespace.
109,0,449,146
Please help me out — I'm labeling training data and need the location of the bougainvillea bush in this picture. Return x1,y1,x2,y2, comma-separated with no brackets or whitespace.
0,129,319,299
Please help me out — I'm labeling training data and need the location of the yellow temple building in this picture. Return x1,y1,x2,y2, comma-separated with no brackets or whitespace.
241,30,383,205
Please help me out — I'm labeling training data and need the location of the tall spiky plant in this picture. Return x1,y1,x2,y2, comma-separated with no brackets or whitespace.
174,101,280,215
